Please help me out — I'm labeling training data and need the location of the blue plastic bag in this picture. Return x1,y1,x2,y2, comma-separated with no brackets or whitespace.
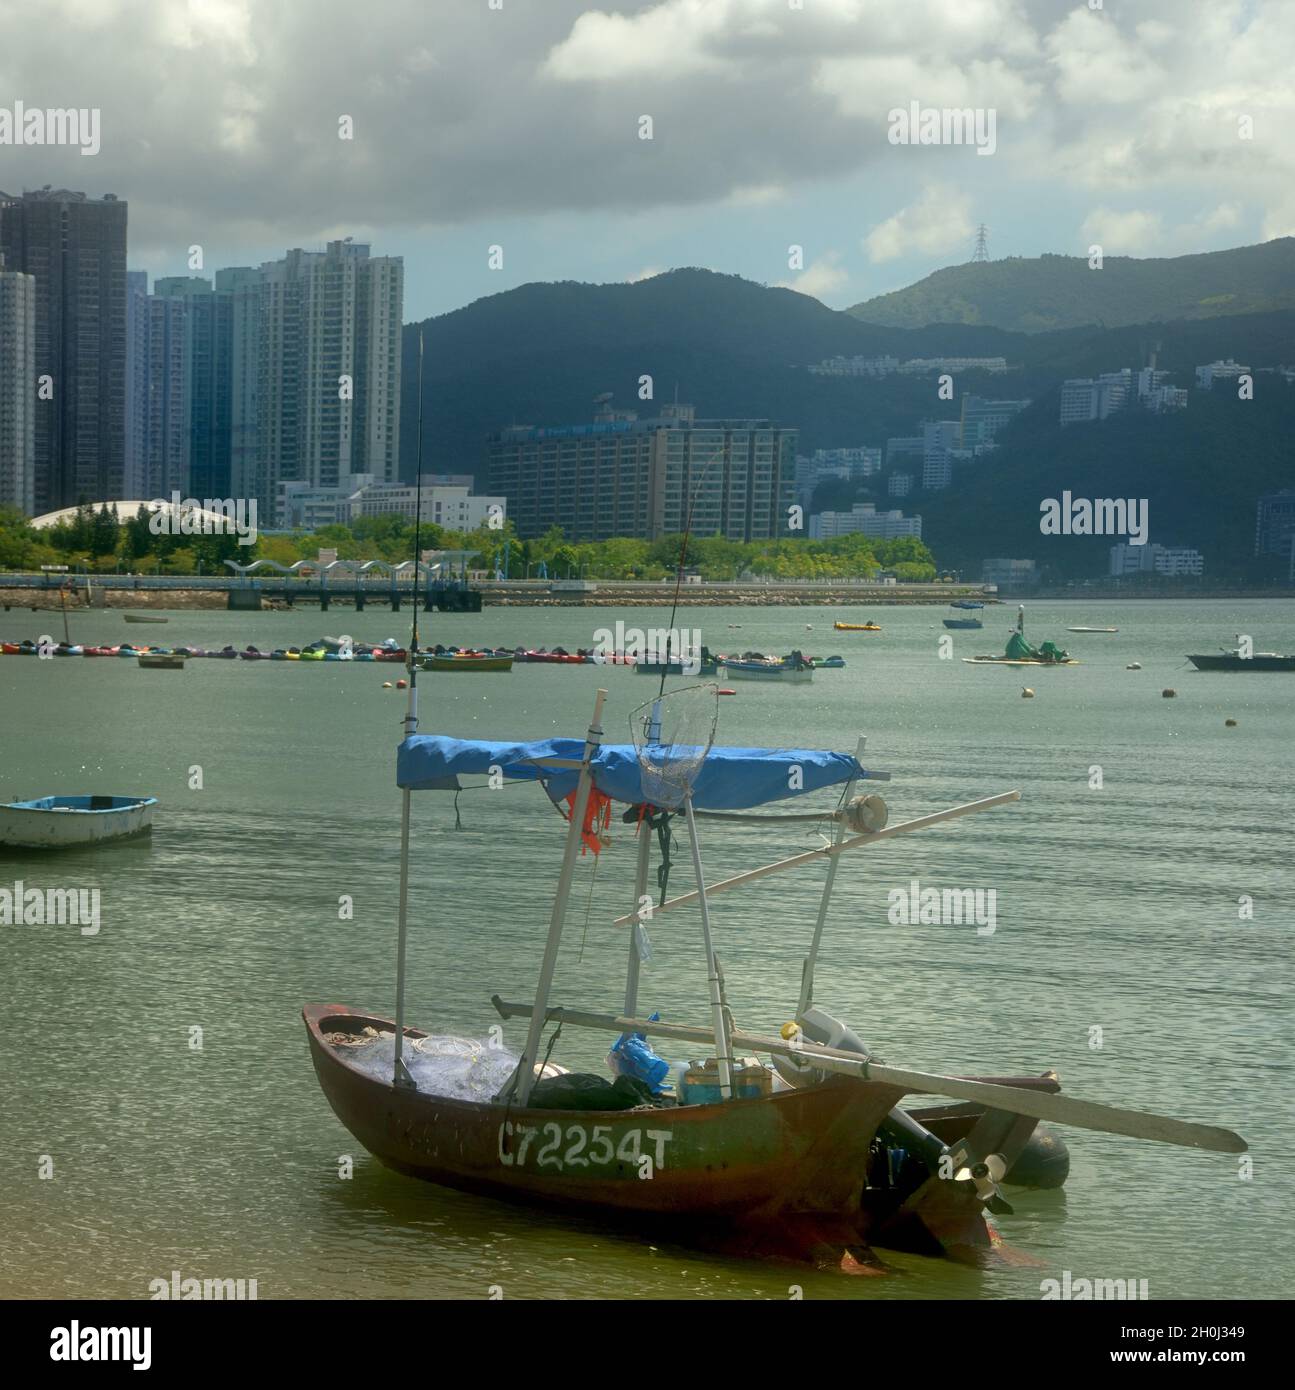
607,1012,670,1094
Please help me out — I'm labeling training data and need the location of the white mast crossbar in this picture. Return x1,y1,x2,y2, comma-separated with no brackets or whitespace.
612,790,1021,927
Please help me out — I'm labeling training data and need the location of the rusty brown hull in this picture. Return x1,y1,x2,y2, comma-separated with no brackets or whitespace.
304,1004,906,1224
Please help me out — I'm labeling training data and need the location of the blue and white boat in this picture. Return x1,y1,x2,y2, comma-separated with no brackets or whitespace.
0,795,158,849
943,601,985,630
721,650,815,683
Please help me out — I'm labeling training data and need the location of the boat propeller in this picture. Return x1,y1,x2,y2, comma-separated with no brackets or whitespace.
949,1147,1013,1213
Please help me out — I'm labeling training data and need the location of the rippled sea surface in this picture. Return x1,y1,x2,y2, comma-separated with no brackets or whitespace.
1,598,1291,1300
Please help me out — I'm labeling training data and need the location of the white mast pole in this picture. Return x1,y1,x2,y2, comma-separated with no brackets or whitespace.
798,736,865,1016
392,329,426,1090
624,823,652,1016
514,688,608,1107
391,682,419,1088
683,795,734,1100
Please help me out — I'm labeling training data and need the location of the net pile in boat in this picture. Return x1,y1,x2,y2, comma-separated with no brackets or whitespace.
630,684,719,810
342,1033,523,1102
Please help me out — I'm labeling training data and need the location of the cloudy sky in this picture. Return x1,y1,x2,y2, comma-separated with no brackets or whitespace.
0,0,1290,320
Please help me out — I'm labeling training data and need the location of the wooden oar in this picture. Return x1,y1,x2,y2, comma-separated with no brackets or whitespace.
492,998,1247,1155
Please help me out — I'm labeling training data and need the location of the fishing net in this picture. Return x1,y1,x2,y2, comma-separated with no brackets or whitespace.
630,684,720,810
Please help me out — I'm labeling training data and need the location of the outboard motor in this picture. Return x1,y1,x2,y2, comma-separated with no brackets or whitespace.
775,1008,951,1178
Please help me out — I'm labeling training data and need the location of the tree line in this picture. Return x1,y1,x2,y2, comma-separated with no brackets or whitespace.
0,504,939,582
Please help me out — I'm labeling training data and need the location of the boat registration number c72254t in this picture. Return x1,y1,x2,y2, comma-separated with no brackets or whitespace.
498,1121,673,1176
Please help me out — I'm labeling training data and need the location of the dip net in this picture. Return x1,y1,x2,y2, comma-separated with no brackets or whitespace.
630,684,719,810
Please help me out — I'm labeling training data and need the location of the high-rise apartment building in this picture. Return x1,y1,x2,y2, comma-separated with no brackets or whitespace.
921,420,960,491
155,275,245,498
0,254,37,513
0,189,127,510
253,239,402,515
124,271,190,499
488,400,796,542
222,266,261,504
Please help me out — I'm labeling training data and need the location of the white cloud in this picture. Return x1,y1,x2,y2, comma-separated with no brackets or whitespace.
1079,208,1167,257
1080,203,1246,257
778,251,849,300
0,0,1289,281
864,186,974,263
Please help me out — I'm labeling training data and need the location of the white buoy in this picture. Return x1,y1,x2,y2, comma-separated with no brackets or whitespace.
1022,687,1035,699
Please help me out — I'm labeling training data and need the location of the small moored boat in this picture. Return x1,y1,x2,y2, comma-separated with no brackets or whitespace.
0,794,158,848
834,621,880,632
943,602,985,631
422,651,514,672
123,613,169,624
138,652,186,670
1187,645,1295,672
721,650,815,683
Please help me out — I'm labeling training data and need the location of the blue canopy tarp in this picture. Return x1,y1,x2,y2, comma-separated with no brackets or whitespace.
397,735,863,811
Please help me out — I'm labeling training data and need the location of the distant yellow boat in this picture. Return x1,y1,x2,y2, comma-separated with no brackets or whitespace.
834,621,880,632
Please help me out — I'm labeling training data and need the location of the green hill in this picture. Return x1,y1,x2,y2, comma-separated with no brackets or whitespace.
847,240,1295,333
398,268,1295,576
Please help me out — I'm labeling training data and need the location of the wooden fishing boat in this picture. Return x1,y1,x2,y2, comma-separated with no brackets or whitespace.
303,684,1245,1271
1,794,158,848
834,621,880,631
422,651,514,672
137,651,186,670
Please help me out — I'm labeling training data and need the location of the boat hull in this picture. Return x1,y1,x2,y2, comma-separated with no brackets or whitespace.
0,796,157,849
722,663,814,682
942,619,983,630
962,656,1078,666
1187,653,1295,672
423,655,514,672
304,1006,904,1226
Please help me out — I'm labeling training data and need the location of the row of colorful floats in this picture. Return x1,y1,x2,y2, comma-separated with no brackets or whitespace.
1,636,846,678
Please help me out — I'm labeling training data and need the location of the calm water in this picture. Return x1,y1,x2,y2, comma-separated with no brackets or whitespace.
1,599,1291,1300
